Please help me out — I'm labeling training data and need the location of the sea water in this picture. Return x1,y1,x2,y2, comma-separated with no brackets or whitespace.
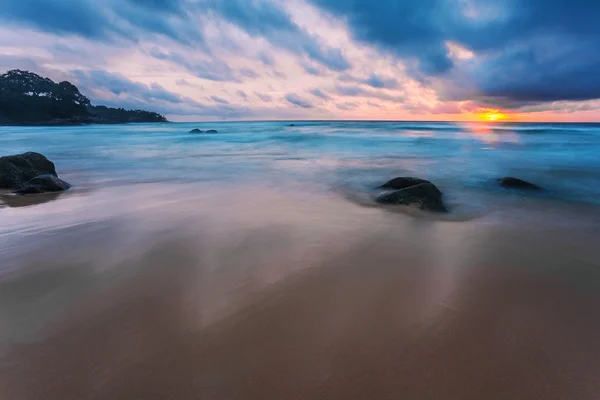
1,121,599,202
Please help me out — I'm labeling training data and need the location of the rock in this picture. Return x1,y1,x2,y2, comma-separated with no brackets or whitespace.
376,179,447,213
499,177,542,190
288,124,296,127
189,128,203,133
205,129,218,133
0,152,58,189
14,174,71,195
380,177,431,190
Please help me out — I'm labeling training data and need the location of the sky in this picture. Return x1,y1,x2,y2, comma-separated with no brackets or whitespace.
1,0,600,122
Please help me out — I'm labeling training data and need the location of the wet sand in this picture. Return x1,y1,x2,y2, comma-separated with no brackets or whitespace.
1,185,600,399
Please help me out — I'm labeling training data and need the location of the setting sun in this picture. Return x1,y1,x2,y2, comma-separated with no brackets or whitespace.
478,110,509,122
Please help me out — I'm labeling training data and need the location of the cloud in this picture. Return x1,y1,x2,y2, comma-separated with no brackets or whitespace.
258,51,276,66
310,88,330,100
0,0,112,40
300,62,322,76
72,70,184,103
339,73,399,89
239,68,260,79
237,90,248,100
149,48,239,82
309,0,600,105
128,0,185,14
206,0,350,72
0,0,204,47
367,101,384,109
175,79,202,89
336,85,404,102
285,93,314,108
71,69,257,118
336,101,357,110
210,95,230,104
363,73,398,89
308,0,457,75
255,92,273,102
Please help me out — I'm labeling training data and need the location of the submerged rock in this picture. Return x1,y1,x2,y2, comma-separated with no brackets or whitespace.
0,152,57,189
189,128,203,133
14,174,71,195
376,178,447,213
288,124,296,127
380,177,431,190
499,177,542,190
205,129,218,133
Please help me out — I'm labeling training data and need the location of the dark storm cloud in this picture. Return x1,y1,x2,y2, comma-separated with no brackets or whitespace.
285,93,314,108
0,0,114,39
309,0,600,105
0,0,203,46
128,0,185,14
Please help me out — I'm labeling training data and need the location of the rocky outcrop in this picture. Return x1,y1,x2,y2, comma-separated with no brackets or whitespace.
499,177,542,190
205,129,218,133
0,152,71,195
0,152,57,189
14,175,71,195
376,177,447,213
379,177,431,190
189,129,203,133
0,69,167,125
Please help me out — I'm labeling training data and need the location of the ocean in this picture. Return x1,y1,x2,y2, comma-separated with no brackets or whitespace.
2,121,600,204
1,121,600,399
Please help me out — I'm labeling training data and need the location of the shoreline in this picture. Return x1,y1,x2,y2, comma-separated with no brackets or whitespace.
1,185,600,398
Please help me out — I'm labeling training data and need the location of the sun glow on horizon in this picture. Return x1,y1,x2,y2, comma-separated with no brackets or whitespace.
477,109,510,122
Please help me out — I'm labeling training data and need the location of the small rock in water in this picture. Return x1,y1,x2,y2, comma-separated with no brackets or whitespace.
288,124,296,127
499,177,542,190
376,178,447,213
0,152,58,189
380,177,431,190
189,129,203,133
14,174,71,195
205,129,218,133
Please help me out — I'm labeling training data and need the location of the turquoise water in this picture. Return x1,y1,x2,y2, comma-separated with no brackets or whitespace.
1,121,599,205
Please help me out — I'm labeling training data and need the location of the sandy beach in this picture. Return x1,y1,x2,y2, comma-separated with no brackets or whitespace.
1,183,600,400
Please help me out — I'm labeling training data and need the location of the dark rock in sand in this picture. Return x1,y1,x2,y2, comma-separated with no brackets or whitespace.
499,177,542,190
205,129,218,133
380,177,431,190
14,174,71,195
189,128,203,133
0,152,58,189
376,178,447,213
